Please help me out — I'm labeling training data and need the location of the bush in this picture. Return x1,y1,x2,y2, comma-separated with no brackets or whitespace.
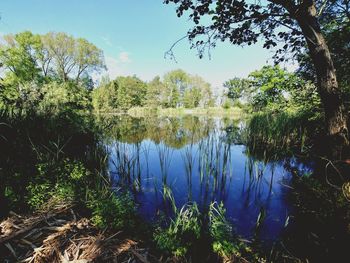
26,182,52,210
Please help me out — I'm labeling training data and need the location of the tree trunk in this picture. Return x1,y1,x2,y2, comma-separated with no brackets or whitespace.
295,4,349,158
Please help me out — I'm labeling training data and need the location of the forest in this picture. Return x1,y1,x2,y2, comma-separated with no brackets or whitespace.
0,1,350,263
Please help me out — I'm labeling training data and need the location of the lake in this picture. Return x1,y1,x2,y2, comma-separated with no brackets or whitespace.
102,115,313,244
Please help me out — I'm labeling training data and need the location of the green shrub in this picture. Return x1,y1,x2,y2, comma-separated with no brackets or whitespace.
87,190,137,230
26,160,90,210
26,182,51,210
52,182,76,203
64,160,90,181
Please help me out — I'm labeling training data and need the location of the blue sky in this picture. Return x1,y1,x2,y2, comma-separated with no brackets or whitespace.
0,0,295,89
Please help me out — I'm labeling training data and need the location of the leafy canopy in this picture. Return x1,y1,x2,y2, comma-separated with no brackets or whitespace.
164,0,350,62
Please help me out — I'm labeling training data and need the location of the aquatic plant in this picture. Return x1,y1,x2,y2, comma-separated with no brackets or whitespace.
208,202,259,261
154,202,201,257
157,144,173,185
162,184,177,214
244,110,320,159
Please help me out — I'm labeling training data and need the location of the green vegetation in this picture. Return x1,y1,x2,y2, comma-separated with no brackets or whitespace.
0,31,136,236
165,0,350,158
86,190,137,230
154,203,201,257
221,65,324,157
1,22,350,262
154,201,257,261
92,69,215,112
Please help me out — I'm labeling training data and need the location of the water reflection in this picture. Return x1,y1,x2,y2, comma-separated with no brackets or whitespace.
100,115,312,243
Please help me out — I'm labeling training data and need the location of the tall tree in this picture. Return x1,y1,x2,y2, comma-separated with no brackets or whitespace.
114,76,147,109
164,0,349,156
146,76,165,107
0,31,105,85
43,32,105,83
74,38,106,83
0,31,42,83
188,75,214,107
163,69,189,107
44,32,76,82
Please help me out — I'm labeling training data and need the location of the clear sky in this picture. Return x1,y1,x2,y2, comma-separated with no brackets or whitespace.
0,0,294,90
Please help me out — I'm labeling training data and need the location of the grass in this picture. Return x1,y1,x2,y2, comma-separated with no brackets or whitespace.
153,201,259,261
154,202,202,258
243,109,322,160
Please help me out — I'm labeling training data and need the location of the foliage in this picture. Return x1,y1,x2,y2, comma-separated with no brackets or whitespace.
208,202,256,260
248,65,305,111
208,202,236,257
115,76,147,109
224,77,251,102
221,98,233,109
145,76,165,108
0,31,105,85
39,81,92,114
163,0,349,65
92,76,147,111
87,189,137,230
297,17,350,106
0,106,97,218
222,66,320,115
92,69,215,112
185,74,215,108
0,31,42,84
162,69,187,108
154,203,201,257
25,159,90,210
26,182,52,210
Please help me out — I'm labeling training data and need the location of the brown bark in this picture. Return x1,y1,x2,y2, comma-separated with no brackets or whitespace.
294,2,349,158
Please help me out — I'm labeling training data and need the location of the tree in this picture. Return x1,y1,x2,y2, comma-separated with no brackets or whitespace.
183,86,201,108
0,31,105,85
163,69,189,107
44,32,106,83
145,76,166,107
0,31,42,84
92,76,119,112
297,15,350,101
164,0,349,156
248,65,302,111
188,75,214,107
44,32,76,82
74,38,106,83
114,76,147,110
223,77,251,102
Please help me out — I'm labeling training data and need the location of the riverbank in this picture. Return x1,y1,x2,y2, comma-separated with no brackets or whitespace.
95,106,244,119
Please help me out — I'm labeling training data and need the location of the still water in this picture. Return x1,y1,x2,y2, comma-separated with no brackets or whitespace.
103,115,312,243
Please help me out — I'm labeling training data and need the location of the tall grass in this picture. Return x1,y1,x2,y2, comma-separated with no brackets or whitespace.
244,110,320,159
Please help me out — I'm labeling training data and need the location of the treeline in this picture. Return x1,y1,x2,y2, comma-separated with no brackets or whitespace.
0,31,217,114
92,69,215,112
